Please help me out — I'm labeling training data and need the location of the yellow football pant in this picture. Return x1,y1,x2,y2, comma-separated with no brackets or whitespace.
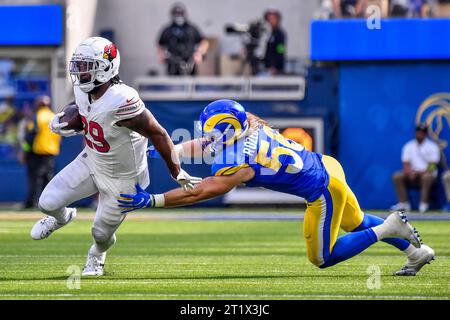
303,155,364,267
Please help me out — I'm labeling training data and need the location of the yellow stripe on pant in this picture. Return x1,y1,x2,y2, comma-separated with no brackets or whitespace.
303,155,364,267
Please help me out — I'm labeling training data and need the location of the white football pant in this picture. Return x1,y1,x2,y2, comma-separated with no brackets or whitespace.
38,150,149,254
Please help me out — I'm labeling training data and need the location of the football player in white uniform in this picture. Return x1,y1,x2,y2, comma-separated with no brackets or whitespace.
30,37,201,276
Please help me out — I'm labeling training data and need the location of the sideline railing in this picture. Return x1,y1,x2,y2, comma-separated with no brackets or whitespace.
134,76,306,101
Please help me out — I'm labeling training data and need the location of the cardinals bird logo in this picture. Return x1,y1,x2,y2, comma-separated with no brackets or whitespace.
103,44,117,62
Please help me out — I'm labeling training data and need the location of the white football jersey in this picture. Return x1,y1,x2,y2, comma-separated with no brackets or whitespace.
74,83,148,178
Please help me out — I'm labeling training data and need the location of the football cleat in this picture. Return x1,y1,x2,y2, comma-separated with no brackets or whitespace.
30,208,77,240
394,244,435,276
383,211,422,248
82,252,106,276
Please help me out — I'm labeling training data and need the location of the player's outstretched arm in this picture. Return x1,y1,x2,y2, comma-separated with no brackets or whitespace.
177,138,213,158
163,168,252,207
147,137,214,159
118,167,254,213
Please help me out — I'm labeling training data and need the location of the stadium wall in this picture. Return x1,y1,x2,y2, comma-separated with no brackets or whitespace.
339,62,450,210
311,19,450,210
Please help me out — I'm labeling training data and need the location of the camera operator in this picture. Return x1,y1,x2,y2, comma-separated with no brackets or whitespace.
156,3,209,75
263,8,286,75
224,9,285,75
332,0,368,18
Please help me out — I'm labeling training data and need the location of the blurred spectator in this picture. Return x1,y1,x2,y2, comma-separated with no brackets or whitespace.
16,103,33,164
156,3,209,75
332,0,368,17
263,8,286,75
390,0,435,17
315,0,335,19
390,0,410,16
0,95,18,145
443,170,450,211
410,0,435,16
21,95,61,209
391,124,440,213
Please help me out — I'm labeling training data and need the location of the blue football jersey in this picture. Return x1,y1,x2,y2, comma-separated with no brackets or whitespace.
211,125,329,202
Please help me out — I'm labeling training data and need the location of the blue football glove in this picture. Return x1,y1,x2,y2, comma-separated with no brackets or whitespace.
117,184,154,214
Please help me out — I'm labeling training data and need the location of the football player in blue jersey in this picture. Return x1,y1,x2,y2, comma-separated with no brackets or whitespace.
118,99,435,275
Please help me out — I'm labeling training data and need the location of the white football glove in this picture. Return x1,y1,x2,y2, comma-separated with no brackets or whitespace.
49,112,81,137
175,168,202,191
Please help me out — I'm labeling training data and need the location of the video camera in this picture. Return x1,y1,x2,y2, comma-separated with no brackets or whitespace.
225,20,268,75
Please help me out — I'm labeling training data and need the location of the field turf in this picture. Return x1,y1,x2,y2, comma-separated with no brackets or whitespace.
0,209,449,300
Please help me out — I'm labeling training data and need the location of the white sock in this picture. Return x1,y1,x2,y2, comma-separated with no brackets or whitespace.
403,244,416,257
371,224,387,241
54,208,70,225
89,244,105,259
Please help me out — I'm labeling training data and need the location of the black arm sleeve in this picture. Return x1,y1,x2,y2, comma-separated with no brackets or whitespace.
158,27,169,46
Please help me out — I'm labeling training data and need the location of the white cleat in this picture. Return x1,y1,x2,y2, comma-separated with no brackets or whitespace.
383,211,422,248
82,252,106,276
30,208,77,240
395,245,435,276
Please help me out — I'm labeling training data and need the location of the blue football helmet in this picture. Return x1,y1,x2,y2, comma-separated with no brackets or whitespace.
199,99,249,149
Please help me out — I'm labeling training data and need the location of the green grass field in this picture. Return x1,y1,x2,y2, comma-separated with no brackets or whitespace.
0,209,449,300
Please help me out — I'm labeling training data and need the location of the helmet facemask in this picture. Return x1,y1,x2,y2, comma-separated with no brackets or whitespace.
199,99,250,152
69,55,111,93
199,120,248,153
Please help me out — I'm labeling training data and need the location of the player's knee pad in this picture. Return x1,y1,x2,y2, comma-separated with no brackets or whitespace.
311,260,322,268
91,225,115,245
38,192,62,214
318,259,332,269
305,247,322,268
308,257,323,268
